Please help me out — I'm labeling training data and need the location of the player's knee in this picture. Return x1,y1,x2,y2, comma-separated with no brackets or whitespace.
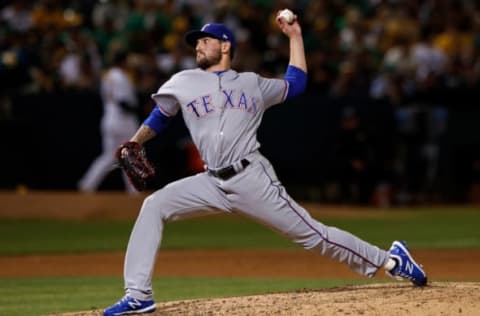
141,192,170,220
294,235,323,250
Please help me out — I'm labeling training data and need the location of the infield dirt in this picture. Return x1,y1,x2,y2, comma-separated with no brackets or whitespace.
56,282,480,316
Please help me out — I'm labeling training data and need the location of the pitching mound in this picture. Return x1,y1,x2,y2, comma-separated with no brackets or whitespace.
60,282,479,316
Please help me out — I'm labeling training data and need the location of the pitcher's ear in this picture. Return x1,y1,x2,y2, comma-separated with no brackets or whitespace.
221,41,231,55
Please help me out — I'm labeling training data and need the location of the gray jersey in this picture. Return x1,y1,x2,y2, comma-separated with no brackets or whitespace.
151,69,288,168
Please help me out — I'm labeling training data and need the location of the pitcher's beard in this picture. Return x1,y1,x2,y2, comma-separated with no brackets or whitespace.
197,52,222,70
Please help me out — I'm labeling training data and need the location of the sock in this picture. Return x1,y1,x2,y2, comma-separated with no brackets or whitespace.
384,258,397,271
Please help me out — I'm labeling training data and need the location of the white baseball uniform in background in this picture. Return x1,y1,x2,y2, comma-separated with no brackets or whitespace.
78,66,139,193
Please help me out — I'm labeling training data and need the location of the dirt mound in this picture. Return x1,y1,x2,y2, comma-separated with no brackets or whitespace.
58,282,480,316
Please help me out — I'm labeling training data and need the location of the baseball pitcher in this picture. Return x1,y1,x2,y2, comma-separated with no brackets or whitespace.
104,10,427,316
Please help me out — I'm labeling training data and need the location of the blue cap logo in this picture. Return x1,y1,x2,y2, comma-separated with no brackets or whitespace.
185,23,236,57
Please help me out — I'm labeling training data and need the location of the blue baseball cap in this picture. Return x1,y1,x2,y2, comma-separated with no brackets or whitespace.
185,23,236,56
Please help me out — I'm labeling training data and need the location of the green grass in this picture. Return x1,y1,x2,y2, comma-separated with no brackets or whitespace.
319,209,480,249
0,220,133,254
1,208,479,254
0,276,375,316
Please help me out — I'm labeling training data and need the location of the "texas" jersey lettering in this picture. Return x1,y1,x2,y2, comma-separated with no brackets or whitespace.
186,89,258,118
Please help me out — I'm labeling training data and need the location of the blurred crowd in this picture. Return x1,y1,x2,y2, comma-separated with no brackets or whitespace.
2,0,480,205
2,0,478,107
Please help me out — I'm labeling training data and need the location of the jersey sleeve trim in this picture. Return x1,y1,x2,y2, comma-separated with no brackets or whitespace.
284,65,307,99
143,106,173,134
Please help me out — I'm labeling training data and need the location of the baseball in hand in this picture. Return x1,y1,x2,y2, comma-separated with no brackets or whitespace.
278,9,295,24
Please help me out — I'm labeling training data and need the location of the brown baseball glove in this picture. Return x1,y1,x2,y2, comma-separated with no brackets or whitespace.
115,141,155,191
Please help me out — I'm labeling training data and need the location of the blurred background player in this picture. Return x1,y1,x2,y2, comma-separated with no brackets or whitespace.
78,50,140,193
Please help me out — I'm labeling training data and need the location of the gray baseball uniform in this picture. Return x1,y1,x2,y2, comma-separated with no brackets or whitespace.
124,69,389,300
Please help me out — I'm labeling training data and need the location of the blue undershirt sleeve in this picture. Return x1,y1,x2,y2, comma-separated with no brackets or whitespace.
143,106,173,134
284,65,307,100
